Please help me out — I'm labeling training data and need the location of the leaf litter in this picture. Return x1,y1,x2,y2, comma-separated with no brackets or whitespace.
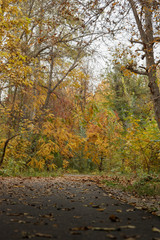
0,175,160,240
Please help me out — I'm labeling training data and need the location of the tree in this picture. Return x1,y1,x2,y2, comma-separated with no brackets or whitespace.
0,0,98,167
0,0,31,166
85,0,160,129
106,53,152,128
127,0,160,129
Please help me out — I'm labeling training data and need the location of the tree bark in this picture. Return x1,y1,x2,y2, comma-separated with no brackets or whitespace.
144,4,160,129
0,135,19,167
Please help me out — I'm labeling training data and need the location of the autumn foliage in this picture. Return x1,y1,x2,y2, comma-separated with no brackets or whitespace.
0,0,160,176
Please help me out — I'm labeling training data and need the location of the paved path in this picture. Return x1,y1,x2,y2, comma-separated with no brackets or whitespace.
0,176,160,240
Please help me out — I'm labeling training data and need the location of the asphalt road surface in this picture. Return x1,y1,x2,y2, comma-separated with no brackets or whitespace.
0,176,160,240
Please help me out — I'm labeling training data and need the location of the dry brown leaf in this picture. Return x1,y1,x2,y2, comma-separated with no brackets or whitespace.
125,238,137,240
73,216,81,219
92,205,100,208
40,214,54,218
106,234,116,239
35,233,52,238
92,227,116,231
116,209,122,213
70,226,91,231
152,227,160,233
119,225,136,229
96,208,105,212
126,209,134,212
109,214,120,222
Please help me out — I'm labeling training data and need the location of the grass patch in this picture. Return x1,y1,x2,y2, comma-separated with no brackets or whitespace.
103,180,119,188
102,173,160,197
0,168,64,178
125,176,160,196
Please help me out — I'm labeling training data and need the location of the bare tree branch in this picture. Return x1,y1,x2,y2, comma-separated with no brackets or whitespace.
128,0,147,43
0,101,5,108
0,85,14,91
156,60,160,66
130,39,144,45
29,45,51,58
51,61,79,93
126,65,148,75
153,37,160,43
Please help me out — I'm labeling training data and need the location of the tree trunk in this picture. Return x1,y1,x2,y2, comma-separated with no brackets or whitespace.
0,135,19,167
145,5,160,129
147,58,160,129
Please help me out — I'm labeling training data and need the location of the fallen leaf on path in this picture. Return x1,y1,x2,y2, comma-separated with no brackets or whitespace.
126,209,134,212
70,226,91,231
13,185,25,188
119,225,136,229
109,214,120,222
91,227,116,231
106,234,117,239
35,233,52,238
10,219,28,224
92,205,100,208
62,207,75,211
18,220,29,224
135,206,142,210
92,225,136,231
116,209,122,213
26,215,35,219
73,216,81,219
152,227,160,233
125,238,137,240
96,208,105,212
40,214,54,218
7,213,26,216
21,231,33,239
53,224,58,228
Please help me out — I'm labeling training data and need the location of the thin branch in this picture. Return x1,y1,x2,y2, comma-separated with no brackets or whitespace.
43,47,55,109
39,84,48,90
0,85,14,91
139,65,147,70
51,63,78,93
130,39,144,45
20,0,36,40
29,45,51,58
50,49,82,93
128,0,147,43
0,101,5,108
126,66,148,75
153,37,160,43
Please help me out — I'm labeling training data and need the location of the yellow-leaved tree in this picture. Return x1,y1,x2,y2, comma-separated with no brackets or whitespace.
0,0,32,167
